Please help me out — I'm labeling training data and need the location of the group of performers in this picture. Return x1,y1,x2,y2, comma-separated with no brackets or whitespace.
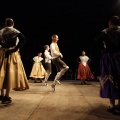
0,16,120,115
0,17,70,105
29,45,52,86
30,34,69,91
29,35,94,90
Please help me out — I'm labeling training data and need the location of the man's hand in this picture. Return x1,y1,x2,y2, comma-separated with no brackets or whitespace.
60,53,63,58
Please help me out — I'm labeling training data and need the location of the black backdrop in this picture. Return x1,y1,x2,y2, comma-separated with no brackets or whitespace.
0,0,119,78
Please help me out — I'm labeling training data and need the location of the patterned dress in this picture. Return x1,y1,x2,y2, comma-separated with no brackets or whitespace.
96,26,120,99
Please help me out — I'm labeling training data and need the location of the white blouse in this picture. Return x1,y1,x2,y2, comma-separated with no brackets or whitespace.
79,55,89,66
33,56,43,62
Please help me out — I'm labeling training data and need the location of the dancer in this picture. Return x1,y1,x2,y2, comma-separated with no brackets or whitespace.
29,52,47,83
77,51,94,84
96,16,120,114
43,45,52,86
0,18,29,104
50,34,69,91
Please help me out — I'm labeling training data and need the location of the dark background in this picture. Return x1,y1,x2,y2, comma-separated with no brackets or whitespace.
0,0,120,79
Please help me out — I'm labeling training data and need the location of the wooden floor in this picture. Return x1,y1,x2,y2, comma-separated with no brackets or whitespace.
0,80,120,120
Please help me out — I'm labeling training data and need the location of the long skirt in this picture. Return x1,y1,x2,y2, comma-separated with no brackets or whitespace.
0,48,29,90
30,62,47,78
77,63,94,80
100,52,120,99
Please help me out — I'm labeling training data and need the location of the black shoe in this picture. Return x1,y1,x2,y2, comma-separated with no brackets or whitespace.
80,82,83,85
107,107,115,113
0,95,3,101
2,96,12,104
83,81,86,84
115,105,120,111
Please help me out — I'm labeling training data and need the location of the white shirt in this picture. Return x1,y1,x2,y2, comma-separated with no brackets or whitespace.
44,50,52,63
33,56,43,62
79,55,89,66
50,43,62,59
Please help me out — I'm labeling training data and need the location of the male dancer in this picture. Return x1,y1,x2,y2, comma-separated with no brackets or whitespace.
50,34,69,91
43,45,52,86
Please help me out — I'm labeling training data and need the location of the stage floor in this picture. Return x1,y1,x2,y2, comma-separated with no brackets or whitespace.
0,80,120,120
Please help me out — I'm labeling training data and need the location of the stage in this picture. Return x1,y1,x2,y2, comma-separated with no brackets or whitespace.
0,80,120,120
